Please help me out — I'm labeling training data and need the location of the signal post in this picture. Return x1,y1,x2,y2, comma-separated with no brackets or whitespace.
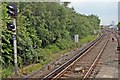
6,4,18,76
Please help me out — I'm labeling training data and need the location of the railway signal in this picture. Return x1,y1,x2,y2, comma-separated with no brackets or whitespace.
6,4,17,17
7,22,15,31
6,4,18,76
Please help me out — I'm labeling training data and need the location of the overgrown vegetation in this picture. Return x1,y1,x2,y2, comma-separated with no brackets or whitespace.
1,2,100,77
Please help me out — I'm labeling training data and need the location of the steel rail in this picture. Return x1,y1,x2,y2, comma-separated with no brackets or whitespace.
83,36,109,79
42,34,105,80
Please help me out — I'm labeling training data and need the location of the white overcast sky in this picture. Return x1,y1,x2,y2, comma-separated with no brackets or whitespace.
61,0,119,25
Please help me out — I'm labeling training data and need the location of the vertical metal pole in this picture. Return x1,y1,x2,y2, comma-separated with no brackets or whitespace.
76,43,78,48
13,18,18,76
117,28,120,79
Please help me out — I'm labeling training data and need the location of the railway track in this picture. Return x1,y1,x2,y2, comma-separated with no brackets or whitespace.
24,35,104,78
24,31,111,79
41,33,109,80
89,32,118,78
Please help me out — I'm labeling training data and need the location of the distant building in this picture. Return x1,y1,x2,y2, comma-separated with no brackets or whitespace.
118,1,120,22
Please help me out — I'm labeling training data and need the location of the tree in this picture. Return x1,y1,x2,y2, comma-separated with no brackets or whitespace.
63,2,71,7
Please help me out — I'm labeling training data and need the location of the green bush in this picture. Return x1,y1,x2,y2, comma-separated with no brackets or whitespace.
2,66,14,78
79,35,96,45
56,39,70,50
46,44,60,53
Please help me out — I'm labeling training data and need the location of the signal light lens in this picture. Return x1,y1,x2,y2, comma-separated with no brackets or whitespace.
7,23,15,30
6,4,17,17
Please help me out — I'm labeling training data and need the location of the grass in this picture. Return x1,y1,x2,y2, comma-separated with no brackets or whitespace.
2,66,14,78
78,35,97,47
0,67,2,78
18,49,71,76
19,63,43,76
